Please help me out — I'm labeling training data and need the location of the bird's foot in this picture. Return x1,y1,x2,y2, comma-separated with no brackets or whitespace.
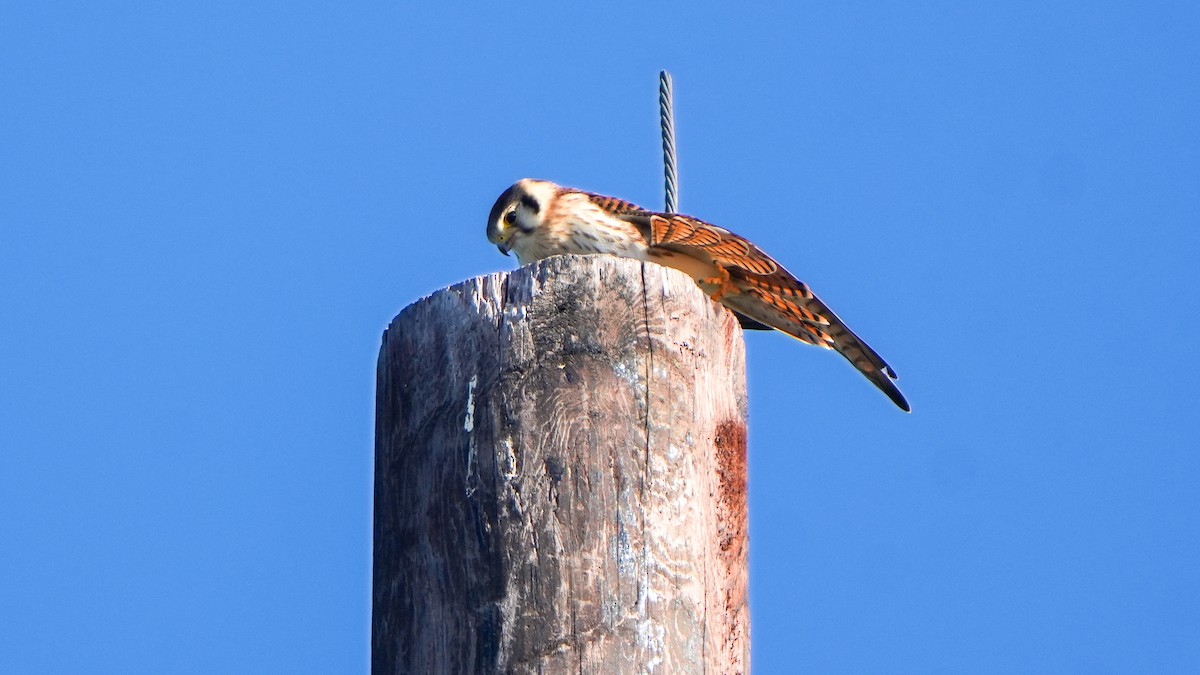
702,267,738,302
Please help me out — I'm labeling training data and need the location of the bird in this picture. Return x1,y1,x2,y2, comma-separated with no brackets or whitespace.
486,178,910,411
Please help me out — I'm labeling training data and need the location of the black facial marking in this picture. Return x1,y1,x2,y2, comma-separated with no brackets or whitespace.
487,185,519,236
519,194,540,213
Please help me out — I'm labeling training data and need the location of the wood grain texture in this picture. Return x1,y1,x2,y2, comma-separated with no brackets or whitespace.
373,254,749,674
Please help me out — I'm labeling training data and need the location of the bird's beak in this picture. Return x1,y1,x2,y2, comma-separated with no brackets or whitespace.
489,224,513,256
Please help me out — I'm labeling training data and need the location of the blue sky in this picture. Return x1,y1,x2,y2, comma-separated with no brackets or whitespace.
2,2,1198,672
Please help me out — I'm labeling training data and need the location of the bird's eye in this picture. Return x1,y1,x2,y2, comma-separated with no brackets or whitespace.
503,210,517,226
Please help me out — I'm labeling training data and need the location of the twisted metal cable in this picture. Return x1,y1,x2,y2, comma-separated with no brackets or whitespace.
658,70,678,214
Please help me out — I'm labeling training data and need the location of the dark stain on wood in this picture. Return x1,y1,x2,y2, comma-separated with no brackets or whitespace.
714,419,748,556
713,419,750,671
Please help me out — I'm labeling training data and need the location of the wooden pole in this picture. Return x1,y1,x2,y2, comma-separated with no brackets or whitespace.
372,255,750,673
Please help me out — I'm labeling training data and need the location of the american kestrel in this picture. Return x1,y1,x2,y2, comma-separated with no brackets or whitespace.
486,178,910,411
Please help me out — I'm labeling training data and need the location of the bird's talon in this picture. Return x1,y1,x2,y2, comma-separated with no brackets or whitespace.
702,268,738,302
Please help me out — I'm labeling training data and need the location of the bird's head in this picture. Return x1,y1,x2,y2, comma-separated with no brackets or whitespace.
486,179,558,258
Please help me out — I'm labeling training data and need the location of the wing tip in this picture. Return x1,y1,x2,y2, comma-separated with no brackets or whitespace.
867,367,910,412
881,379,911,412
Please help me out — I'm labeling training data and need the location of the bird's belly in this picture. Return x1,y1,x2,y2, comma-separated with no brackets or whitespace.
644,248,721,284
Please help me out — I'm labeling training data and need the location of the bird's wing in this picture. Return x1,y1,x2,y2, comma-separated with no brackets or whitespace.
582,195,770,331
601,203,909,411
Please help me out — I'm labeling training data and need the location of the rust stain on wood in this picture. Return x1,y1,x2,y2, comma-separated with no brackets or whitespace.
713,419,748,556
713,418,749,673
